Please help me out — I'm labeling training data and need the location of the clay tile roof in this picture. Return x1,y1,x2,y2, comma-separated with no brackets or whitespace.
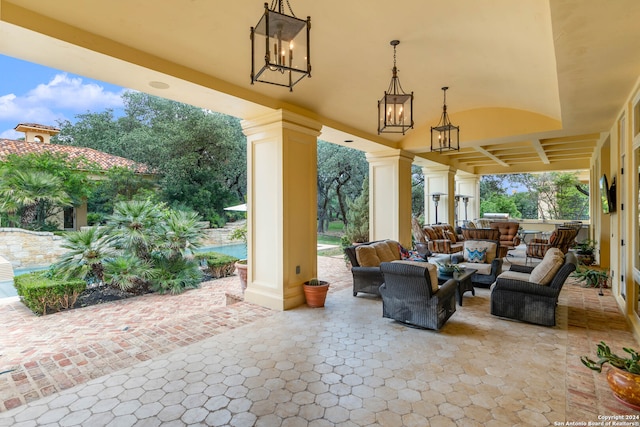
0,139,151,174
14,123,61,132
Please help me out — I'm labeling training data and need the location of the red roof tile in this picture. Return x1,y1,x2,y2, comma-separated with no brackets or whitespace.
0,139,151,174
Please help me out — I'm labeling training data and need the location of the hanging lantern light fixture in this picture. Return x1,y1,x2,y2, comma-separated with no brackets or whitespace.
431,86,460,152
250,0,311,92
378,40,414,134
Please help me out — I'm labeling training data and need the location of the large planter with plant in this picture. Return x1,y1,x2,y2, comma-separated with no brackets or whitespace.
303,278,329,308
572,266,609,295
235,260,248,291
582,341,640,410
575,239,597,266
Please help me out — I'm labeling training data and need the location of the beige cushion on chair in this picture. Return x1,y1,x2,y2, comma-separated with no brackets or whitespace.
373,241,396,262
459,263,492,275
529,249,565,285
356,245,381,267
497,270,532,282
393,260,439,293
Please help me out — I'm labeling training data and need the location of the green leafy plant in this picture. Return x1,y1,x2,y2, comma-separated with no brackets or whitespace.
576,239,597,255
14,272,86,315
305,278,328,286
195,251,239,278
436,262,463,274
230,223,247,244
581,341,640,374
572,266,608,288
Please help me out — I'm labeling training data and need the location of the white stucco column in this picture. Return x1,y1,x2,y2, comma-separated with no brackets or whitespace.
422,166,456,225
455,173,480,225
366,150,415,248
241,110,322,311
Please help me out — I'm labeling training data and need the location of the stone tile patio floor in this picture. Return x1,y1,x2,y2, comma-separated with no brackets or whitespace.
0,253,638,425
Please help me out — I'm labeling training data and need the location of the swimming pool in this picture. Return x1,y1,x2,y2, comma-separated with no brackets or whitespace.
193,243,247,259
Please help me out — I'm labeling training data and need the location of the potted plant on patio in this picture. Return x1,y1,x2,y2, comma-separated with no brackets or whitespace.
581,341,640,410
303,278,330,308
572,266,609,295
230,224,248,291
575,238,597,266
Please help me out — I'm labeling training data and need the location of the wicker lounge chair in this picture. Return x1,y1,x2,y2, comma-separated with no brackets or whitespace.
379,261,457,330
490,251,577,326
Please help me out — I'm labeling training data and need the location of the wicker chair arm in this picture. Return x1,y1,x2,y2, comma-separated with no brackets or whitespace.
509,264,535,273
351,266,384,280
493,278,559,298
437,278,458,299
490,258,503,276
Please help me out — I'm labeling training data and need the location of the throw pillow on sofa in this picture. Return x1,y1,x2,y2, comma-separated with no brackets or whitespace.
462,240,497,264
529,248,564,285
465,247,488,263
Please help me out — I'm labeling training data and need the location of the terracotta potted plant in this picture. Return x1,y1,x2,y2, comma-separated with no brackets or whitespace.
230,224,248,292
303,278,330,308
581,341,640,410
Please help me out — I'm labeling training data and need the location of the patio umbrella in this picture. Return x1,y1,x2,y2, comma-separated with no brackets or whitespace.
224,203,247,212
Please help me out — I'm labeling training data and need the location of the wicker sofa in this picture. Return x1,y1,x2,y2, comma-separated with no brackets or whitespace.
379,261,457,330
344,240,425,297
423,224,464,254
490,249,577,326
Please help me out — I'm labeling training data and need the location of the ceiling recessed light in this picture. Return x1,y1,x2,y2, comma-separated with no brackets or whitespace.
344,139,354,143
149,81,170,89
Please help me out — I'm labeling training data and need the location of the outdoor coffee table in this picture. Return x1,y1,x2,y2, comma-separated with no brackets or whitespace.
437,268,477,306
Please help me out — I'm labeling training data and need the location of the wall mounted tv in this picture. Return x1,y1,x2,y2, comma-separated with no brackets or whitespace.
599,174,616,214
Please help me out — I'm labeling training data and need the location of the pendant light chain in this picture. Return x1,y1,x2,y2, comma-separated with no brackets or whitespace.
270,0,297,17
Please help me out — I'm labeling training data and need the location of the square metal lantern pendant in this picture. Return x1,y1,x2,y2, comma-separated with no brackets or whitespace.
250,1,311,91
378,40,414,134
431,86,460,152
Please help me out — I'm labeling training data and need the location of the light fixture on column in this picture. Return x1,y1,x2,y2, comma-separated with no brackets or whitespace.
461,195,473,222
378,40,414,134
430,192,446,224
431,86,460,152
250,0,311,92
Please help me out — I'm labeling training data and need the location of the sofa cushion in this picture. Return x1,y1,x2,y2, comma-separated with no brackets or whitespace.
497,270,532,282
460,263,492,275
393,261,438,293
529,250,564,285
385,240,401,260
373,241,396,262
445,230,457,243
463,240,497,263
356,245,381,267
423,226,439,240
465,247,487,263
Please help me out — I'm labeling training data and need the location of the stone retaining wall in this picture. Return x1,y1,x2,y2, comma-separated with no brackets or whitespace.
0,228,66,268
0,220,246,269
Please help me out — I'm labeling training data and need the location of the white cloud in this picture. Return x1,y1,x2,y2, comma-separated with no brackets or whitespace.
26,74,125,110
0,129,21,139
0,73,125,124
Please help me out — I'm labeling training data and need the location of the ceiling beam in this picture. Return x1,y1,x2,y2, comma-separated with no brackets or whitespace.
532,139,551,164
474,146,509,167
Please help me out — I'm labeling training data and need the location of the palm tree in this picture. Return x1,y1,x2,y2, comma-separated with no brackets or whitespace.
159,209,206,259
55,226,117,284
0,169,72,229
106,199,163,260
103,255,155,293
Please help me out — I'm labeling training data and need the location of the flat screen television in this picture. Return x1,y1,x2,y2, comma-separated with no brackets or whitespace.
600,174,615,214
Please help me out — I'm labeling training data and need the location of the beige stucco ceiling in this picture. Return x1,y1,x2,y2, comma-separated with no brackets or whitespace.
1,0,639,175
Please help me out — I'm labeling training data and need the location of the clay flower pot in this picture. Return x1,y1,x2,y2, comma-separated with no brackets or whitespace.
235,260,248,292
607,366,640,410
303,280,329,308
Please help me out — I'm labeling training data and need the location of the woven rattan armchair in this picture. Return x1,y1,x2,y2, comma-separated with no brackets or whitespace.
525,227,578,263
379,262,457,330
490,252,577,326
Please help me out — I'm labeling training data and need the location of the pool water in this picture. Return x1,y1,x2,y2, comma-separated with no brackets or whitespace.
194,243,247,260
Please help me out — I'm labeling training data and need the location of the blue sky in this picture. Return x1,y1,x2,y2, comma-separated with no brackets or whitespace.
0,54,127,139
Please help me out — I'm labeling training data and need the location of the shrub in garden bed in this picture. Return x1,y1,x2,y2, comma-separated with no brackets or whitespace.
196,252,239,279
14,272,86,315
